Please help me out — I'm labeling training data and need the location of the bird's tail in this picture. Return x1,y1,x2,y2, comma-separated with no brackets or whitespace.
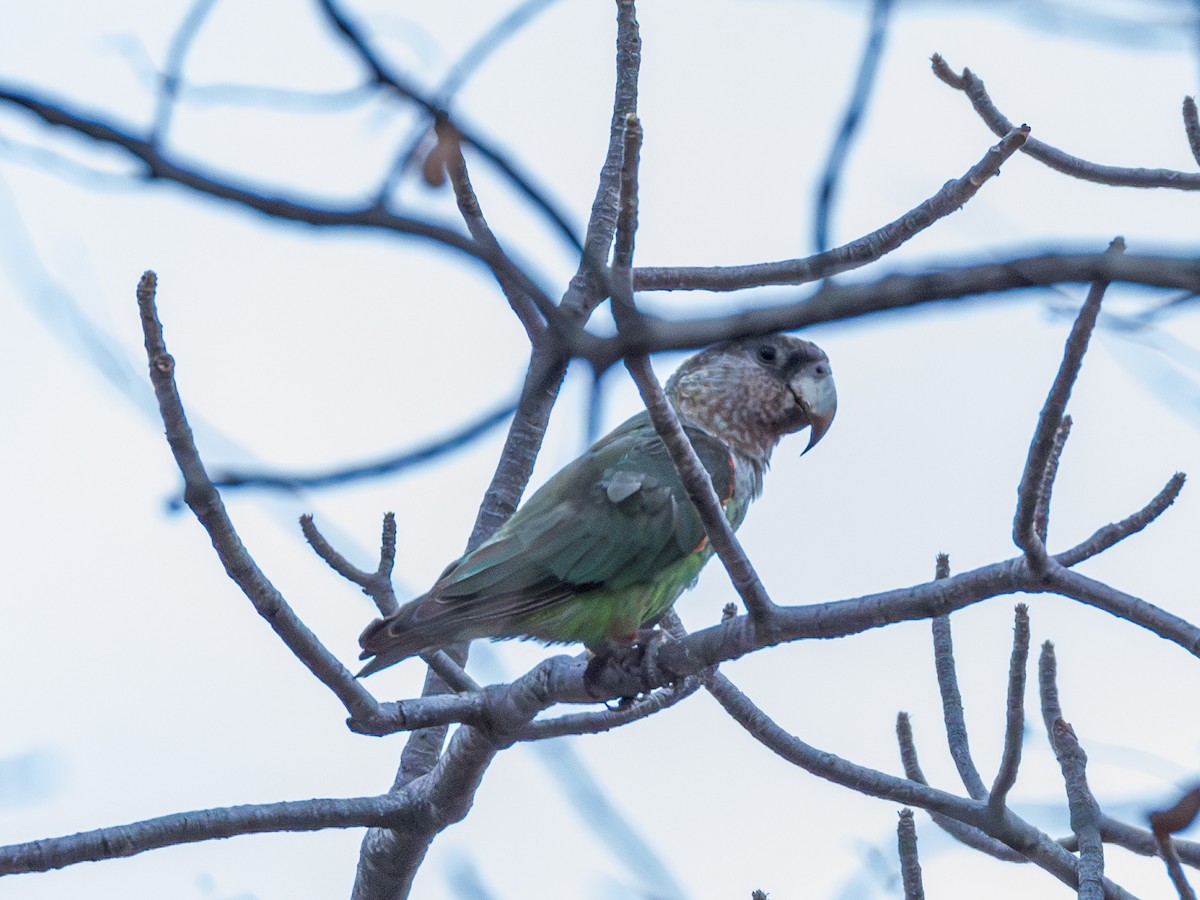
357,601,436,677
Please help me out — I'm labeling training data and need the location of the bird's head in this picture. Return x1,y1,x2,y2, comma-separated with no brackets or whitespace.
665,334,836,461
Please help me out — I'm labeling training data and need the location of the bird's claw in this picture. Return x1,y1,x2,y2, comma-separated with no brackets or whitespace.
582,628,676,702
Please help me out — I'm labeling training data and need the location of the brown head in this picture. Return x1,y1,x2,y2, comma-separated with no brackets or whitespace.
665,334,836,462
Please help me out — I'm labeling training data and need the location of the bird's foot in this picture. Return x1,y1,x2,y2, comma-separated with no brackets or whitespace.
582,628,673,703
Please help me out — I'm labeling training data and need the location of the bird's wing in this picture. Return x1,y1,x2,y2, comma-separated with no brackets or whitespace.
423,412,735,622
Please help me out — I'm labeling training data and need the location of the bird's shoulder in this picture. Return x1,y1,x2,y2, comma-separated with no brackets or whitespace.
588,411,736,507
429,411,735,600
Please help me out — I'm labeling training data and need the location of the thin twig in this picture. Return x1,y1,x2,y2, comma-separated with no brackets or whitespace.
301,513,398,616
1047,567,1200,658
0,85,480,246
207,396,518,495
301,511,480,692
315,0,582,252
1037,640,1062,741
443,124,548,341
560,0,641,317
930,556,988,801
932,54,1200,190
634,125,1029,293
151,0,219,143
612,112,641,273
813,0,894,254
989,604,1030,813
1034,416,1072,543
1057,472,1187,566
378,0,563,202
136,272,379,723
1014,238,1123,572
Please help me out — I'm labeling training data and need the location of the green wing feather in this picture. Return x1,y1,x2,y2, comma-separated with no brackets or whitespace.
358,412,735,670
432,411,732,607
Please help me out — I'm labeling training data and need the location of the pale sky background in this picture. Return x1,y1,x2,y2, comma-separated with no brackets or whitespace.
0,1,1198,898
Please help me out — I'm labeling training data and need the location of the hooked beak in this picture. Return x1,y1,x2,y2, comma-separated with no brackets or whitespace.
791,367,837,454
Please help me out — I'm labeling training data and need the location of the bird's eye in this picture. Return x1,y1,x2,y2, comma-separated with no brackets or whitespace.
756,345,777,363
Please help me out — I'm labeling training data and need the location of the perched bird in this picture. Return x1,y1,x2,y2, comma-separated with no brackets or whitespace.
357,334,836,676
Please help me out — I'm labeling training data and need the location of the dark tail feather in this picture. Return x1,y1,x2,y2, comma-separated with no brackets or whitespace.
356,601,434,677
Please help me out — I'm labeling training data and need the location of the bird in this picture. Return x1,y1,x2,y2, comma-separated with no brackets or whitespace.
357,333,836,676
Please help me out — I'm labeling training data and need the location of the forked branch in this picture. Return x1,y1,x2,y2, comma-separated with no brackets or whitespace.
933,54,1200,190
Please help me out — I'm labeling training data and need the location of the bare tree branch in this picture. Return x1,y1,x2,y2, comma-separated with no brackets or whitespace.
897,808,926,900
151,0,219,143
1057,472,1187,566
136,271,380,724
442,124,548,341
380,0,564,202
6,8,1195,896
933,54,1200,190
1039,644,1105,899
989,604,1030,813
0,84,487,250
593,250,1200,370
342,536,1200,739
314,0,582,252
355,6,643,895
896,712,1026,862
1051,719,1105,900
561,0,641,316
814,0,894,254
0,794,416,875
1034,416,1072,543
352,347,565,892
467,0,642,540
208,396,519,495
1047,567,1200,656
1014,239,1121,572
707,672,1134,898
519,676,701,740
351,651,597,898
634,125,1029,293
930,576,988,800
609,108,780,628
302,512,481,697
302,513,398,616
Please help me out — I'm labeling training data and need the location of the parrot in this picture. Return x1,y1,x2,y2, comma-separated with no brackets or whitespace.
357,333,836,677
